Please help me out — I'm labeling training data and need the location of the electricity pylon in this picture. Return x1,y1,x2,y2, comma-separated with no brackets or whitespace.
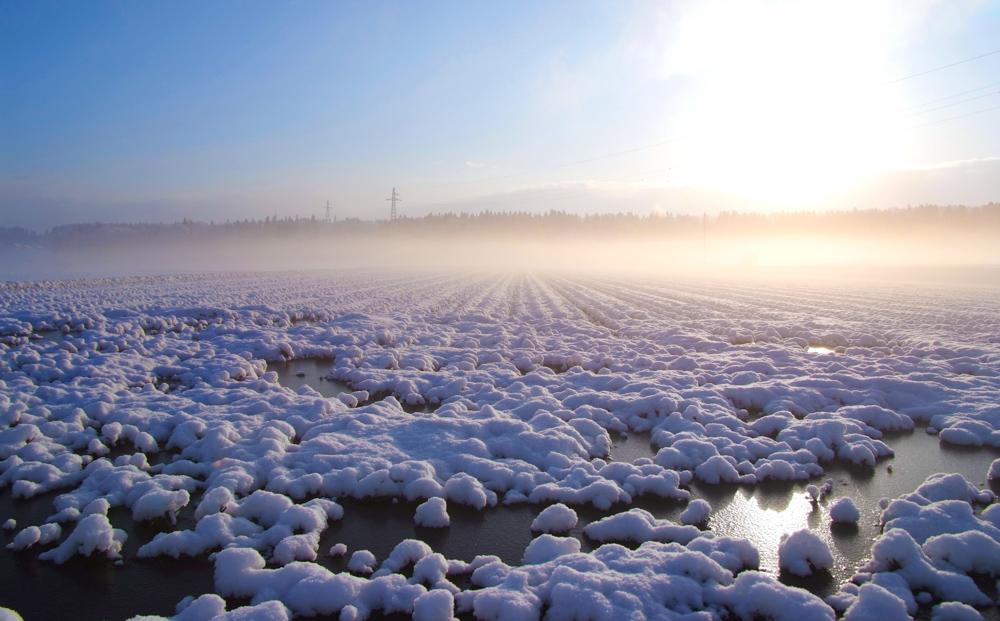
387,188,401,221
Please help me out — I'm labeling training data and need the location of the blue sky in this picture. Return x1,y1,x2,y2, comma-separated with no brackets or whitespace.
2,0,1000,228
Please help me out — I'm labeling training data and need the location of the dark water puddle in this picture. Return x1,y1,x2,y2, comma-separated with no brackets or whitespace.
0,492,213,621
32,330,65,344
269,358,439,413
268,358,352,398
320,498,540,569
610,432,657,462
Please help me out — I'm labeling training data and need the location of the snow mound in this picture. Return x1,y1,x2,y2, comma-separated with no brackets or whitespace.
530,503,578,533
988,458,1000,481
829,497,861,524
778,529,833,576
841,583,911,621
680,498,711,525
414,497,450,528
521,534,580,564
38,514,126,564
347,549,377,574
583,508,700,544
931,601,984,621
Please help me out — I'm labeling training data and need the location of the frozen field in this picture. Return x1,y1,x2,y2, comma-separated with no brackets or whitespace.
1,270,999,620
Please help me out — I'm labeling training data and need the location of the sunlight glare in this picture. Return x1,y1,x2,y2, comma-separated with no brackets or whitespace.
660,1,910,206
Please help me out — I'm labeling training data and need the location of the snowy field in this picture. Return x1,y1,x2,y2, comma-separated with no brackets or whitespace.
1,270,1000,621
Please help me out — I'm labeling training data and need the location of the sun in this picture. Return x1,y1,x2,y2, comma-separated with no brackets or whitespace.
660,1,910,206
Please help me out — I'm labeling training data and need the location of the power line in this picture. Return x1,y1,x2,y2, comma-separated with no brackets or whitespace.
908,89,1000,116
910,102,1000,129
884,47,1000,84
904,79,1000,111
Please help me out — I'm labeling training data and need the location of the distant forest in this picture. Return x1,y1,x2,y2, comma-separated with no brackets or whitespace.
2,204,999,247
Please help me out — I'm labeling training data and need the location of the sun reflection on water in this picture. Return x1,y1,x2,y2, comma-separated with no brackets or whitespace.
707,489,838,575
806,345,836,355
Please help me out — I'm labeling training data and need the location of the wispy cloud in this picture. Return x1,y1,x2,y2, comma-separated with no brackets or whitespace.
464,161,485,168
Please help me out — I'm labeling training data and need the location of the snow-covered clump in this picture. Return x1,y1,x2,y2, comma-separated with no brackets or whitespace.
807,480,833,502
131,488,190,523
988,458,1000,482
841,583,911,621
137,492,342,559
530,503,577,533
38,514,126,564
680,498,711,525
414,497,450,528
931,601,985,620
126,593,290,621
205,531,832,620
583,508,700,544
830,497,861,524
521,534,580,564
328,543,347,557
2,519,15,531
778,529,833,576
829,470,1000,616
7,523,61,551
412,590,455,621
347,549,377,574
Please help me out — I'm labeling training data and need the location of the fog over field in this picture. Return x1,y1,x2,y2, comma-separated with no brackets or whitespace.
2,205,998,281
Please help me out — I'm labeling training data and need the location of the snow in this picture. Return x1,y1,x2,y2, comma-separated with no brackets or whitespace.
841,583,911,621
131,488,190,522
521,534,580,564
347,549,377,574
931,601,984,621
680,498,711,525
7,522,61,551
529,503,577,533
583,508,700,545
412,589,455,621
414,497,450,528
827,470,1000,615
988,457,1000,481
778,529,833,576
2,271,1000,619
38,513,126,563
127,594,291,621
829,497,861,524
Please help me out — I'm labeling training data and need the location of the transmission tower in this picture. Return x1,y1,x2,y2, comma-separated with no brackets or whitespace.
386,187,401,221
325,200,332,223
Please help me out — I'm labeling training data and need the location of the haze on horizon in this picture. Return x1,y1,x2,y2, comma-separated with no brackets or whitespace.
2,0,1000,230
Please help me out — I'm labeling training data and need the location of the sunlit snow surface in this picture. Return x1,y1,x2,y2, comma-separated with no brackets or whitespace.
1,271,999,620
